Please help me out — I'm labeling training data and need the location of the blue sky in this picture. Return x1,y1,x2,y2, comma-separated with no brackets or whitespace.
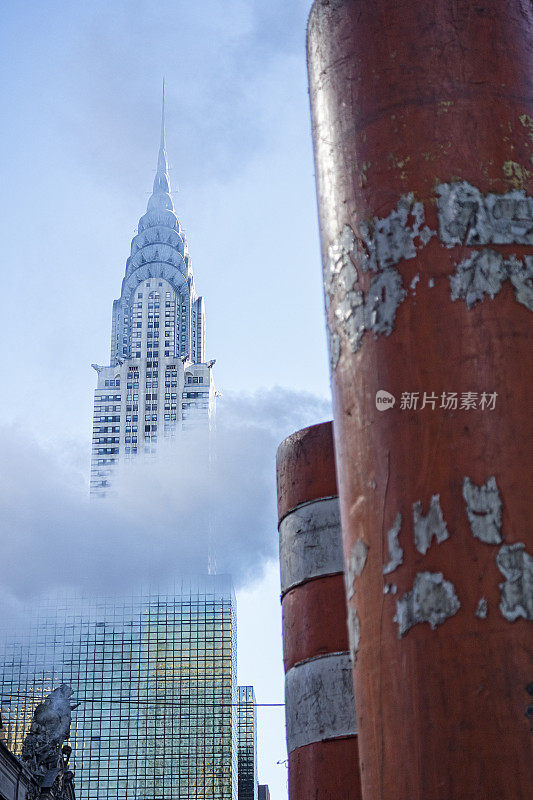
0,3,331,797
0,0,329,440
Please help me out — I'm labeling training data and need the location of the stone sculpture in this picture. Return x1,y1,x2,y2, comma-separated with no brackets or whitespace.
21,685,79,781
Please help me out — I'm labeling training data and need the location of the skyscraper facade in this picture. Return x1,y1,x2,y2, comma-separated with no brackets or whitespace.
90,87,215,496
0,577,238,800
237,687,257,800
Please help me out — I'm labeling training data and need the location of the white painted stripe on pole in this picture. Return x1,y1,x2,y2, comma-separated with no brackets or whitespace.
279,497,343,594
285,652,357,752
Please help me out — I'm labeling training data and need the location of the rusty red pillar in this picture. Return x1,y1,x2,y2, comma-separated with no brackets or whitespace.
277,422,362,800
307,2,533,799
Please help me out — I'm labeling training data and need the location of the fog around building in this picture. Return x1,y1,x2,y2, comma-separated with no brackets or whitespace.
0,388,331,616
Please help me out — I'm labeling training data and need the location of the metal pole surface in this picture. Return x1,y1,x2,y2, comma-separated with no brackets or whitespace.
277,422,362,800
307,1,533,798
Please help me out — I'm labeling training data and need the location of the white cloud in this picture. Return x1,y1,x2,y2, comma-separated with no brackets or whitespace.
0,388,331,608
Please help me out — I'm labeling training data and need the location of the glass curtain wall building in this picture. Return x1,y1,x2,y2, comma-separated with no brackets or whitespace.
0,576,238,800
237,687,257,800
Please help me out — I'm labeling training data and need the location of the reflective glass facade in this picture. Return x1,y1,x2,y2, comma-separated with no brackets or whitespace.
237,686,257,800
0,576,238,800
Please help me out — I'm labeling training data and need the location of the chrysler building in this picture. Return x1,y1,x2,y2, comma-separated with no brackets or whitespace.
90,87,215,495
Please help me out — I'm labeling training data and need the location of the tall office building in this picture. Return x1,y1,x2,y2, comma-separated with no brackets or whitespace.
237,687,257,800
90,86,215,496
0,577,239,800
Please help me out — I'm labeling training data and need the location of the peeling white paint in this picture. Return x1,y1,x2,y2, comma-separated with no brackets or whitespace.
438,181,533,311
450,249,508,308
344,539,369,601
325,197,432,356
347,606,360,664
383,583,397,595
325,184,533,364
326,222,408,354
325,224,358,302
364,269,407,336
475,597,488,619
496,543,533,621
359,193,434,272
463,476,503,544
326,226,365,354
508,255,533,311
279,498,343,594
383,512,403,575
328,330,341,370
436,182,533,246
333,286,365,353
394,572,460,637
413,495,449,554
285,652,357,752
450,250,533,310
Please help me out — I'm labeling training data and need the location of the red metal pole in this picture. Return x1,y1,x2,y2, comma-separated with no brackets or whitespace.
277,422,362,800
307,1,533,799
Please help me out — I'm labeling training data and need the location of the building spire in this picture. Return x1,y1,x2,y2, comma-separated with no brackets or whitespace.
148,79,174,211
160,77,166,151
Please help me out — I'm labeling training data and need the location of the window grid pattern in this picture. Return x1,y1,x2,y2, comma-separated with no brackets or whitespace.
0,576,237,800
237,686,257,800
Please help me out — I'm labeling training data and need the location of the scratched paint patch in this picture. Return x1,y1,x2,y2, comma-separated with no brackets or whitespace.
383,512,403,575
475,598,488,619
463,476,503,545
496,543,533,621
413,495,449,555
394,572,460,637
344,539,369,601
347,606,360,663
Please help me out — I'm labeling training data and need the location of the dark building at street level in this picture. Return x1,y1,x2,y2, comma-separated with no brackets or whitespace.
237,687,257,800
